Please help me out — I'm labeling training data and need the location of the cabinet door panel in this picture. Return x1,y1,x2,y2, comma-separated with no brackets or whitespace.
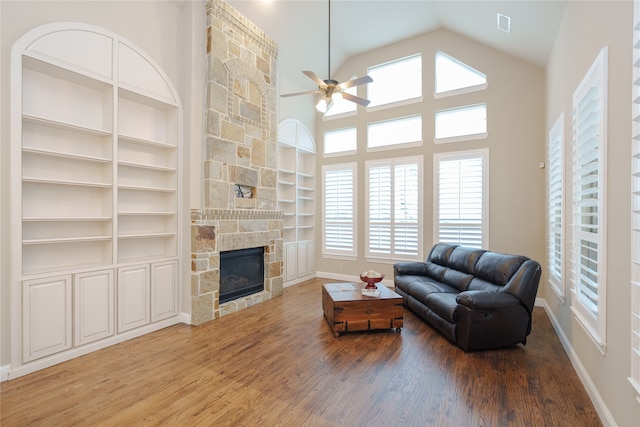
151,260,178,321
74,269,114,346
23,275,72,362
297,242,308,276
285,243,298,282
118,265,150,332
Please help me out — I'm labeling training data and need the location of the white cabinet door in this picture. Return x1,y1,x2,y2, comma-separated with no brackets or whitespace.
285,243,298,282
307,241,316,274
297,241,308,276
74,269,114,346
23,275,72,362
151,260,178,322
118,265,150,333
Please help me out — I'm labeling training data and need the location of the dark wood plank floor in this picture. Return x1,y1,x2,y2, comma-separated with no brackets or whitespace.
1,278,601,426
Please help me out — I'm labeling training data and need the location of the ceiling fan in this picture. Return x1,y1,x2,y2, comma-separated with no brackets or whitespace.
280,0,373,113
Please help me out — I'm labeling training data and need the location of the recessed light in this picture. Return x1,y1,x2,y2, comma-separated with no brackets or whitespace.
497,13,511,33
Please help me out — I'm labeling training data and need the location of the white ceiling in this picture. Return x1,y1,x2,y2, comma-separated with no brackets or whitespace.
227,0,568,93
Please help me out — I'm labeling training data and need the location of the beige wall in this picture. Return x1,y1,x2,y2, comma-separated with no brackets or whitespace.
315,28,546,283
0,0,202,368
545,1,639,425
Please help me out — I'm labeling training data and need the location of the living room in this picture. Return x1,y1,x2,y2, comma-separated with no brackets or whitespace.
0,0,638,426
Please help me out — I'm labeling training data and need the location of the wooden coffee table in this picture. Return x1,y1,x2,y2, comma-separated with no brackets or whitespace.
322,282,403,337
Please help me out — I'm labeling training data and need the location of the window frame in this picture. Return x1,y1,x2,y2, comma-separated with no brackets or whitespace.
570,47,608,353
366,53,423,111
434,50,488,98
630,0,640,400
322,163,357,259
367,115,423,152
323,127,357,157
433,149,489,249
365,155,423,263
434,103,488,144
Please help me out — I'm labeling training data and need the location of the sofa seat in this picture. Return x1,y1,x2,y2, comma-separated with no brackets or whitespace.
394,243,541,351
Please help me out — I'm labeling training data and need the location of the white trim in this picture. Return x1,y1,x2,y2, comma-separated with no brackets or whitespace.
364,155,423,262
1,365,11,382
433,148,489,249
433,83,489,99
570,46,608,349
540,299,615,426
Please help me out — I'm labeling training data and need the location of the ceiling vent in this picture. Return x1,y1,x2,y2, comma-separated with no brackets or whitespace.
497,13,511,33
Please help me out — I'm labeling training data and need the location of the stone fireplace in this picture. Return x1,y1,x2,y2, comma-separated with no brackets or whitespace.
190,0,283,325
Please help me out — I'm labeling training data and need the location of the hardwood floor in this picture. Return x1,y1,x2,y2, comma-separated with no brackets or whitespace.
1,278,601,426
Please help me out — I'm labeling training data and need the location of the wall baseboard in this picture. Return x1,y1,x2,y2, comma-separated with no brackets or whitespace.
538,299,616,427
1,364,10,382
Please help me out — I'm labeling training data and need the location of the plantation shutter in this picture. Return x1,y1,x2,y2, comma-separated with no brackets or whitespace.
570,47,607,347
548,115,564,297
437,153,485,248
323,165,355,256
366,157,421,261
394,163,419,256
368,165,391,254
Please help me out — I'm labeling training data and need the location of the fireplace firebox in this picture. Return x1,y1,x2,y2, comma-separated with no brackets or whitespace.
219,247,265,304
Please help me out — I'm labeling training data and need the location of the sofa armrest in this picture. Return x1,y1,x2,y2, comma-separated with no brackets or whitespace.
456,290,520,310
393,261,429,277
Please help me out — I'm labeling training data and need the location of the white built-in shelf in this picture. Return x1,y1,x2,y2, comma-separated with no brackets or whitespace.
118,185,176,192
118,232,176,239
23,177,112,188
23,216,112,222
118,134,176,149
23,235,112,245
23,113,112,136
118,160,176,172
23,147,111,163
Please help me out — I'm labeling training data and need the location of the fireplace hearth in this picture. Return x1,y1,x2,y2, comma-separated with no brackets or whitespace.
220,247,265,304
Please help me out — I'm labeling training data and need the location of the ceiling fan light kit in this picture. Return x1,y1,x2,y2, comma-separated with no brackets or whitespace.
281,0,373,114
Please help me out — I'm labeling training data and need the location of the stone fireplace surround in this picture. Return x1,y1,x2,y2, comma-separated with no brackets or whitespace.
190,1,282,325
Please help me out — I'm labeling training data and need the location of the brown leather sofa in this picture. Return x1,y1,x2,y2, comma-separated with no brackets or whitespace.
393,243,542,351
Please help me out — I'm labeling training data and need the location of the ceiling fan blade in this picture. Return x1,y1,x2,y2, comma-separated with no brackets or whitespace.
281,89,322,98
341,92,371,107
302,70,327,87
339,75,373,90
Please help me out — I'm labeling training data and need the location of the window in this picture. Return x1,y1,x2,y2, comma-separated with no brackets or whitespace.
434,149,488,249
631,0,640,400
324,127,356,156
322,163,356,258
548,114,565,300
435,51,487,96
435,104,487,142
367,54,422,108
367,115,422,150
366,156,423,261
571,47,607,351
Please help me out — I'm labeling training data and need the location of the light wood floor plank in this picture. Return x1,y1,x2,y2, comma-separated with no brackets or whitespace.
1,277,601,426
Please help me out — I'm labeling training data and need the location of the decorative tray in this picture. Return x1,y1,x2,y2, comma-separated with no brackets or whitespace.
361,288,380,297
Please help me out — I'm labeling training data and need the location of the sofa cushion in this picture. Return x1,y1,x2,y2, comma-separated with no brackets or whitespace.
447,246,485,274
442,269,473,292
474,252,527,285
428,243,457,265
425,292,458,323
395,276,458,305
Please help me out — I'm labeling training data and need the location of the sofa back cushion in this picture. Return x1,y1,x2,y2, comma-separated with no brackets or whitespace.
448,246,485,274
427,243,457,265
473,252,528,286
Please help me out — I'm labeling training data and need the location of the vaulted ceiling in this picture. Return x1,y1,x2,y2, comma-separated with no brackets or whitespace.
227,0,568,95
